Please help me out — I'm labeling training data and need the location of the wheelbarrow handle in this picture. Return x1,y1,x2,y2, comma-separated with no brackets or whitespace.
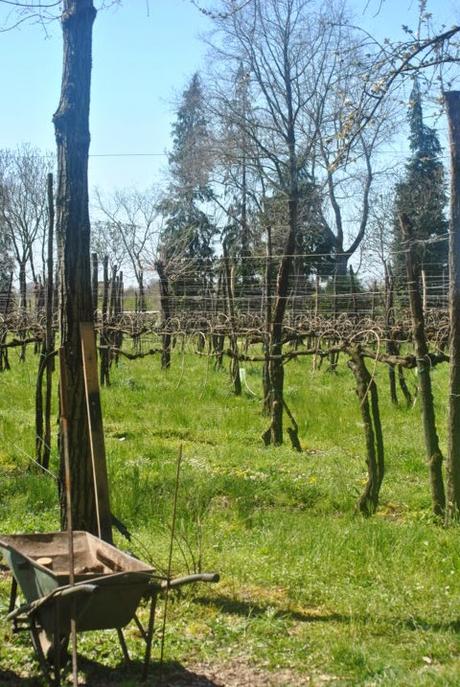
7,584,97,621
55,583,98,600
161,572,220,590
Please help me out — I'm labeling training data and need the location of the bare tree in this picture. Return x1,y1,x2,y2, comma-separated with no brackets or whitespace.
207,0,369,445
91,217,127,271
96,187,161,311
0,145,52,310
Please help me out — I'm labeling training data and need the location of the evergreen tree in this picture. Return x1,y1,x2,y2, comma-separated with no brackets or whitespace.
393,80,448,286
159,73,216,302
261,170,334,276
220,63,260,292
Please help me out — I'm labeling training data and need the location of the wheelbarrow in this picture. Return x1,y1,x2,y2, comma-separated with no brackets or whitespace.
0,530,219,686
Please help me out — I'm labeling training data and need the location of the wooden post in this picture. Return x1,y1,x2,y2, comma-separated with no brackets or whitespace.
43,174,56,470
445,91,460,520
80,321,112,542
109,264,117,320
349,265,358,320
58,347,78,687
100,255,110,386
91,252,98,322
155,259,172,370
384,262,398,406
223,244,241,396
263,224,273,414
400,212,445,516
0,273,13,371
421,268,428,315
35,174,56,468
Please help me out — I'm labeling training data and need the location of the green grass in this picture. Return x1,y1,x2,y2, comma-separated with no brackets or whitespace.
1,343,460,685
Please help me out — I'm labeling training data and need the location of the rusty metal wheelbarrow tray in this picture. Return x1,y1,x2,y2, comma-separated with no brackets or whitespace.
1,530,219,685
0,530,155,632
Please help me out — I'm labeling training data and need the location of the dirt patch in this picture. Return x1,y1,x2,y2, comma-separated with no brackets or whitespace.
0,658,339,686
172,659,337,686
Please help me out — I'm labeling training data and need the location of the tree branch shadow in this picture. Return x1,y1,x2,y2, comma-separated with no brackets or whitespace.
194,593,348,624
81,656,222,686
403,617,460,634
0,670,43,686
0,658,222,686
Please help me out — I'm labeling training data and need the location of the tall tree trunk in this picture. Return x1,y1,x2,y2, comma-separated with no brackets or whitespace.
334,252,349,278
54,0,112,541
445,91,460,521
266,193,297,445
400,213,445,517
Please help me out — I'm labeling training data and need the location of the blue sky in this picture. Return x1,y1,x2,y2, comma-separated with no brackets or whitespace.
0,0,457,193
0,0,209,189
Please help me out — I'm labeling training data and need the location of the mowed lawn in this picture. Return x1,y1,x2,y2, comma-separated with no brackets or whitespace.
1,342,460,686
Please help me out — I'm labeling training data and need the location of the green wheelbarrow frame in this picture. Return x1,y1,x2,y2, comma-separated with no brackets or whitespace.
0,531,219,686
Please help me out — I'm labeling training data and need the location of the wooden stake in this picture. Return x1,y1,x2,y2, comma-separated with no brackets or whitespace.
159,445,183,673
445,91,460,520
59,348,78,687
80,322,113,543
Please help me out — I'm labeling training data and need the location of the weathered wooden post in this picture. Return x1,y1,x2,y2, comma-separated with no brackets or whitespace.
445,91,460,521
400,212,445,517
155,258,172,370
91,252,98,322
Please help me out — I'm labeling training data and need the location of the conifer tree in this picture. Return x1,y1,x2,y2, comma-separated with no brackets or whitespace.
220,63,259,292
159,73,215,301
393,80,448,286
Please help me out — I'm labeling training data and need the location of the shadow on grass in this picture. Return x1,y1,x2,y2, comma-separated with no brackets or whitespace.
404,617,460,634
81,656,221,686
0,671,43,686
0,659,221,686
194,593,348,624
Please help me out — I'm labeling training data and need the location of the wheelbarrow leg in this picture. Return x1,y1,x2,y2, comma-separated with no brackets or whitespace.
8,578,17,613
141,593,157,682
53,603,61,687
30,620,53,687
133,613,148,641
117,628,130,663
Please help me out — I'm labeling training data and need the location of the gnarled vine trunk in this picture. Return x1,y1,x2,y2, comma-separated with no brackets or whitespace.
348,348,384,516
